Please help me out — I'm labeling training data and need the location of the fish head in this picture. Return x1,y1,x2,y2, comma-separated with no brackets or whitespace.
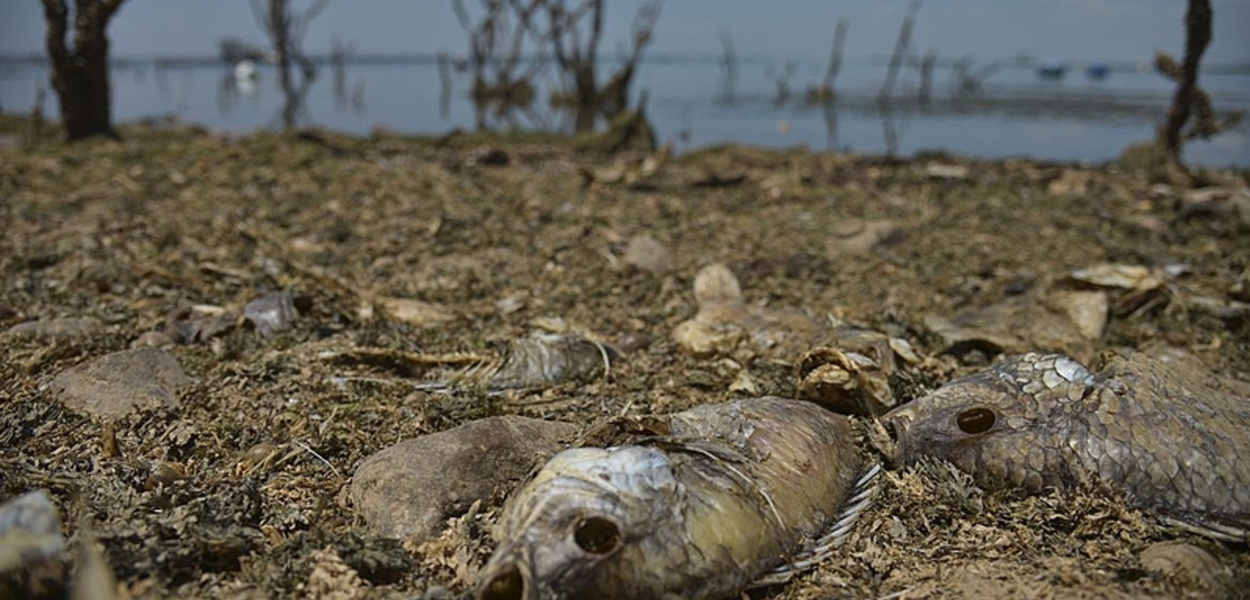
476,445,682,600
881,353,1092,488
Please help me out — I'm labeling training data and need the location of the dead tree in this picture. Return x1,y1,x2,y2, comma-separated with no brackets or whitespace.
916,48,937,106
1155,0,1242,167
546,0,663,132
331,35,356,111
879,0,922,104
451,0,546,128
950,56,1000,96
40,0,129,140
808,18,848,104
767,62,796,105
251,0,328,129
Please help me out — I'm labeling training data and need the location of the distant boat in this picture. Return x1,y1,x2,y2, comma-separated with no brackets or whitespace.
1086,61,1110,80
1037,59,1066,80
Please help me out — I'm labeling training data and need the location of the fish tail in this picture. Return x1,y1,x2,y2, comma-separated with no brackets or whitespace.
751,462,883,587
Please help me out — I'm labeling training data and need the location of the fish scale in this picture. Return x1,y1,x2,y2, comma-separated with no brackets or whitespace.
884,352,1250,542
476,397,875,600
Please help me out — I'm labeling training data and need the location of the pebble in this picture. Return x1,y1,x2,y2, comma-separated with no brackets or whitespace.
622,234,671,273
244,290,298,337
0,489,65,573
46,348,193,420
351,416,577,545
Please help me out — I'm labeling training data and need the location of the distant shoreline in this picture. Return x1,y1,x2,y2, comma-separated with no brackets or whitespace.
2,52,1249,77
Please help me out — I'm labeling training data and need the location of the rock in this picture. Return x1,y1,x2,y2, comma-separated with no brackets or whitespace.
0,490,65,573
244,291,298,337
622,234,671,273
47,348,192,420
352,416,577,544
4,318,102,341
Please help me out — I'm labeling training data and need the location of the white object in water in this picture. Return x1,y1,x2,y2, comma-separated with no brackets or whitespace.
233,59,258,82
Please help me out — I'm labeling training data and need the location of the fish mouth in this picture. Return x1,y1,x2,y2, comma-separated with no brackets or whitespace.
476,559,536,600
879,405,915,466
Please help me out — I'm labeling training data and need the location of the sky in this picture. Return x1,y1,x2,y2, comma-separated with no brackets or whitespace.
2,0,1249,66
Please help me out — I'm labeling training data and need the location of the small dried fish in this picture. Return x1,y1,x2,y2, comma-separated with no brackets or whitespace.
475,397,878,600
419,333,617,394
883,352,1250,542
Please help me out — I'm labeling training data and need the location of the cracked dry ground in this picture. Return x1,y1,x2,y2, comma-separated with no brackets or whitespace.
1,116,1248,599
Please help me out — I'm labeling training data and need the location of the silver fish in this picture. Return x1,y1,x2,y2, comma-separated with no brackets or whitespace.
883,352,1250,542
475,397,877,600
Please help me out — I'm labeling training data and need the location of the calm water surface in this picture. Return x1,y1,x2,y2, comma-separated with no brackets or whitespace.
2,57,1248,167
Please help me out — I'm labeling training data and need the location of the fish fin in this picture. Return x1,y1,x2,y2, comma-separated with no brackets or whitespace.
750,462,883,588
1159,514,1249,544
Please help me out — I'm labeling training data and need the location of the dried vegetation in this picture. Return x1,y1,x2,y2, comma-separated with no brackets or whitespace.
1,114,1248,598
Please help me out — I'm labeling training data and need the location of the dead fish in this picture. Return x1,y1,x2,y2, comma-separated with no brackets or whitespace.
476,397,878,600
418,333,617,394
883,352,1250,542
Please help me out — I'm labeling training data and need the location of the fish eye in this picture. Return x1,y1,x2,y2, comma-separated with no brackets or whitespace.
573,516,621,555
956,407,996,434
479,565,524,600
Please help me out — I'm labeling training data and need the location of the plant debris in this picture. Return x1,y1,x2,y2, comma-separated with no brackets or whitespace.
1,115,1247,599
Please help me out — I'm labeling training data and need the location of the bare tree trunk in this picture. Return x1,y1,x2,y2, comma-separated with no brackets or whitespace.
917,48,936,106
547,0,661,132
41,0,128,141
822,19,849,93
879,0,922,104
252,0,327,130
270,0,293,104
1161,0,1212,160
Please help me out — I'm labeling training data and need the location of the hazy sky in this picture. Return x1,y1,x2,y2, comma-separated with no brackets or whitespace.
2,1,1249,65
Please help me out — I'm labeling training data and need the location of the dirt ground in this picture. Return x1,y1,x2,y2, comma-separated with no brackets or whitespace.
1,114,1248,599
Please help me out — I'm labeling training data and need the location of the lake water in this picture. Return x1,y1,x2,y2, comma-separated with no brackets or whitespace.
2,56,1248,167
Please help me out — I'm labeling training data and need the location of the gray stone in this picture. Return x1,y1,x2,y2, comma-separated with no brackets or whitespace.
352,416,577,544
47,348,192,420
0,489,65,573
